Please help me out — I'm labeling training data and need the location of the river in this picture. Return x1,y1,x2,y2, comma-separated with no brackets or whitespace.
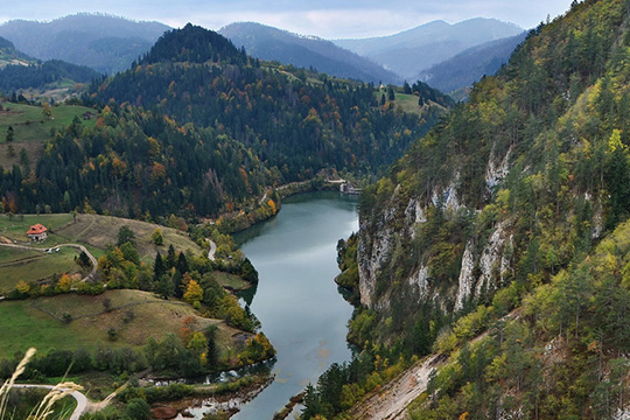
231,191,359,419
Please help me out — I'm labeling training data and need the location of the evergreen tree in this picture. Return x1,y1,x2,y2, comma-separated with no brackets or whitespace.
117,226,135,246
387,86,396,101
153,252,166,282
176,252,189,275
167,245,177,268
5,126,14,143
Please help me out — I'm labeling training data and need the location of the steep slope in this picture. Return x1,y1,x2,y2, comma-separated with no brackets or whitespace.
0,14,170,74
417,32,528,94
302,0,630,418
219,22,400,84
0,36,34,67
335,18,523,79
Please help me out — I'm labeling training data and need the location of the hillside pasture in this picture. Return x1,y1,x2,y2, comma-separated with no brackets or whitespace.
0,246,80,293
55,214,204,261
0,101,97,169
0,289,248,362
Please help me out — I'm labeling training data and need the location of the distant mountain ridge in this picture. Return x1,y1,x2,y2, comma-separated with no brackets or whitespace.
0,14,170,74
417,31,528,94
220,22,400,84
334,18,523,79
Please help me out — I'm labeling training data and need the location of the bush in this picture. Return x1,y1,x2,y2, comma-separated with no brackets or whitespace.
125,398,151,420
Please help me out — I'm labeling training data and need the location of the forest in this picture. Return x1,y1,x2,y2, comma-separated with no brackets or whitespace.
0,24,450,219
302,0,630,418
0,60,100,93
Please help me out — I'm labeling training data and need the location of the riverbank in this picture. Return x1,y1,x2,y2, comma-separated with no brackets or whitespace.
215,177,342,234
230,192,358,419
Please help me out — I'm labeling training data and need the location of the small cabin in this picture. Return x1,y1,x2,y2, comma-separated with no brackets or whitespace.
27,224,48,241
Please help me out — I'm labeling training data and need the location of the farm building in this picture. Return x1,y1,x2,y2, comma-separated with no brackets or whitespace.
26,224,48,241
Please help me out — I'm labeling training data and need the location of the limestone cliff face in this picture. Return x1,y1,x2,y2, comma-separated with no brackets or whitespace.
357,141,604,315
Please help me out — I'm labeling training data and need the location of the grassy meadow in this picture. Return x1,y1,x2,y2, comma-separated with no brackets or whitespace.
0,289,247,362
0,213,205,292
0,101,97,169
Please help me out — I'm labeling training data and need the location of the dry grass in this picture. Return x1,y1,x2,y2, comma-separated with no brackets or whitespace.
55,214,203,261
0,348,81,420
0,290,248,364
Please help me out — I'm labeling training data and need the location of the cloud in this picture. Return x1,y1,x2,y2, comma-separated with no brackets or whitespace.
170,9,447,38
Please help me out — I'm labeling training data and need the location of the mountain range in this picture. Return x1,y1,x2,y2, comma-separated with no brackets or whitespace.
0,14,527,94
219,22,400,84
0,14,170,74
335,18,523,80
417,31,528,94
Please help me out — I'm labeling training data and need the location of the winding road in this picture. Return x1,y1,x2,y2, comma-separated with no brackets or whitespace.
0,242,98,282
207,238,217,261
12,384,88,420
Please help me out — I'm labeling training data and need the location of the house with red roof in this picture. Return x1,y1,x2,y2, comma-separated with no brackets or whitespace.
27,224,48,241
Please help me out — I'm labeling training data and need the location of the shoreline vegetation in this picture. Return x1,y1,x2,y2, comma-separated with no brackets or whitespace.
213,175,350,234
0,185,357,419
0,207,278,419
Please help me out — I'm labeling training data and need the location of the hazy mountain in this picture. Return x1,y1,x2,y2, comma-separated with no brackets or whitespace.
0,14,170,74
0,35,34,67
335,18,523,79
219,22,400,84
417,31,528,94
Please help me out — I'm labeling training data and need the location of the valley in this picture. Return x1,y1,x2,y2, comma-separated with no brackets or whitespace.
0,0,628,419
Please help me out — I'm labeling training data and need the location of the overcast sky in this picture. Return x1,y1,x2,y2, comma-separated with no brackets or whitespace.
0,0,574,38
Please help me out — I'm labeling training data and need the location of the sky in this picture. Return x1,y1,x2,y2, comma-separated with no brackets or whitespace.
0,0,575,39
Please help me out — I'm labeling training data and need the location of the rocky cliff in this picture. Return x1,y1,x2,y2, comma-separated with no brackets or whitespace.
356,0,629,342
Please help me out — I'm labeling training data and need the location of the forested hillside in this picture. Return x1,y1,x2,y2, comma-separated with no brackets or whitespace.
88,24,445,180
220,22,400,84
417,32,527,94
303,0,630,418
1,106,274,218
0,24,450,219
0,36,33,67
0,14,170,74
0,60,100,93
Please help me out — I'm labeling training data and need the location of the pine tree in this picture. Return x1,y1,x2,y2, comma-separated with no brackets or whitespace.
5,126,14,143
167,245,177,268
176,252,189,275
387,86,396,101
153,252,166,282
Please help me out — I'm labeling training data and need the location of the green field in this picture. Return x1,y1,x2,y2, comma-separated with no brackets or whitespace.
0,101,97,169
0,289,246,361
210,271,251,290
0,247,80,293
374,90,429,116
0,101,97,143
0,213,205,291
55,213,204,261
